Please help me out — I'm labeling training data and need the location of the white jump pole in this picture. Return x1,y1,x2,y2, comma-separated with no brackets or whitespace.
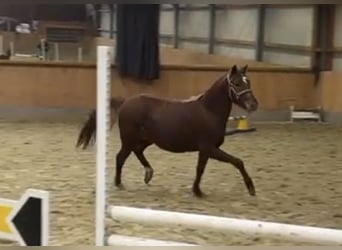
229,115,247,121
107,235,196,246
95,45,193,246
0,35,3,55
78,47,83,62
54,43,59,61
96,45,112,246
9,41,14,56
40,39,46,60
109,206,342,245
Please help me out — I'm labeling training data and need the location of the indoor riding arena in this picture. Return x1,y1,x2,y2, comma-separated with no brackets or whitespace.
0,3,341,246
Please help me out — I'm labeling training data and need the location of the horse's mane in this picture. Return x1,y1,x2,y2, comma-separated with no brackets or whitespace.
178,74,227,103
178,93,204,103
132,73,227,105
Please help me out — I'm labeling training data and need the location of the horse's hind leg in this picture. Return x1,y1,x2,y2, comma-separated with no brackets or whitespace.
133,141,154,184
115,145,132,189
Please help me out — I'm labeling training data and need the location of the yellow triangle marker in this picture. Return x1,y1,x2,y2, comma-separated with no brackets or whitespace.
0,199,17,242
0,189,50,246
0,204,13,234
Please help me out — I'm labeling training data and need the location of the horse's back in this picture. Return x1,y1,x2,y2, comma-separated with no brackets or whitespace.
119,93,218,133
119,94,199,116
116,94,224,152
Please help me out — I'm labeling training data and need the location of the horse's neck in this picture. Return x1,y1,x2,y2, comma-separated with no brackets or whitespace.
201,79,232,125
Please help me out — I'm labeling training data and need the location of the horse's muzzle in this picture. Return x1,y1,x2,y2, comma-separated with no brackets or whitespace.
243,95,258,113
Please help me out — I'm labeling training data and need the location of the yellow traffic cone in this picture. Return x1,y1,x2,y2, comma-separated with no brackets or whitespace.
225,116,256,136
237,117,249,131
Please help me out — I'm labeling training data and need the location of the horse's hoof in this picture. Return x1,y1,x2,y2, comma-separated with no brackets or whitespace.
249,189,256,196
116,183,126,190
193,189,206,198
144,168,154,185
247,185,256,196
246,178,256,196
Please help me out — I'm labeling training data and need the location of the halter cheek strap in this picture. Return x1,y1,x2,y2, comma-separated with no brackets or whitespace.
226,74,252,101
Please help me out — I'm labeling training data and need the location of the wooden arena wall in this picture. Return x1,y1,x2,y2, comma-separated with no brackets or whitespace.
0,60,319,122
318,71,342,123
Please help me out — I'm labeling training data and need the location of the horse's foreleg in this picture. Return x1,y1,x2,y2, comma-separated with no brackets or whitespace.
192,152,209,198
207,147,256,196
115,146,132,189
133,142,154,184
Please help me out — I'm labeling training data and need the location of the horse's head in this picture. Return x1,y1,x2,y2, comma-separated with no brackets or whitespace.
226,64,258,113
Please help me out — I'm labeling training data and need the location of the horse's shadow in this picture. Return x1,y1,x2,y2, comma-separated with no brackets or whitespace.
91,180,259,207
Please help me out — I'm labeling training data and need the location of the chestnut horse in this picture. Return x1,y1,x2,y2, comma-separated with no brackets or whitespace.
76,64,258,198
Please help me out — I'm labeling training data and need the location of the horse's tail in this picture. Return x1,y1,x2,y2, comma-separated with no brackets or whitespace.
76,97,125,149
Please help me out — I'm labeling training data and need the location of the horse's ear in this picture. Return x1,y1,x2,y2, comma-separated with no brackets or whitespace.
229,65,238,76
241,64,248,74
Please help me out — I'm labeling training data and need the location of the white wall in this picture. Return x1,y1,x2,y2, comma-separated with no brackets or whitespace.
214,45,255,60
214,8,258,60
99,4,318,68
264,7,314,46
263,6,314,67
179,9,209,38
160,9,174,37
178,41,208,53
215,8,258,42
99,4,111,38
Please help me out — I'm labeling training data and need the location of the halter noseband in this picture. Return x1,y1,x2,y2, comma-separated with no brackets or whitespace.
226,74,252,101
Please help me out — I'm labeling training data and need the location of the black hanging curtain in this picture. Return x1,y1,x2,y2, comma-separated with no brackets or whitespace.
115,4,160,81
